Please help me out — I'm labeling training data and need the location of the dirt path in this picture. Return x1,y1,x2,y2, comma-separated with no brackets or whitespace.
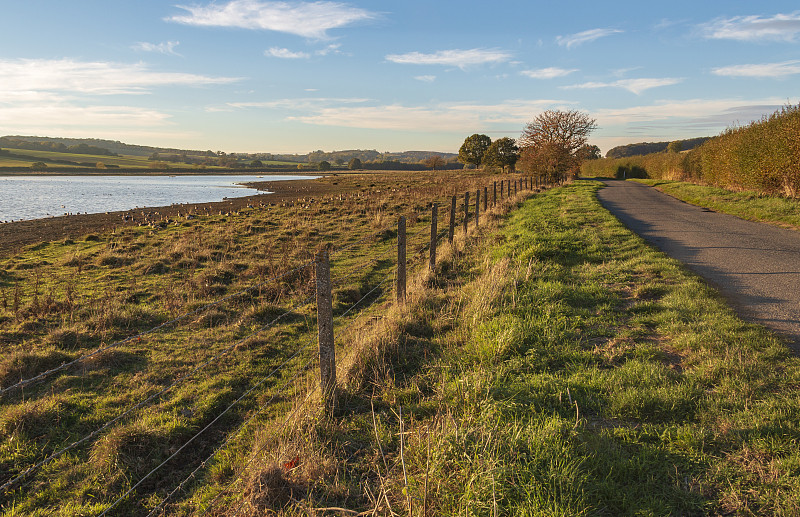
597,179,800,352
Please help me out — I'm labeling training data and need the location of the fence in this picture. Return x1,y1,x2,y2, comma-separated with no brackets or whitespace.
0,176,541,515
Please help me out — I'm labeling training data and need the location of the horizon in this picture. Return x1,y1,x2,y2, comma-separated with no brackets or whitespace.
1,1,799,154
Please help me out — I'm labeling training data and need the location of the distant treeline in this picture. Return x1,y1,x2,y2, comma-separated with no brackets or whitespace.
605,137,711,158
307,149,458,165
582,104,800,197
0,137,118,156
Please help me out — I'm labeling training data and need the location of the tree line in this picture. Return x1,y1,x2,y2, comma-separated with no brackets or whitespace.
457,110,600,183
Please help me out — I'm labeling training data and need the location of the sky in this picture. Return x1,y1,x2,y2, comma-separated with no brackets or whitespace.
0,1,799,155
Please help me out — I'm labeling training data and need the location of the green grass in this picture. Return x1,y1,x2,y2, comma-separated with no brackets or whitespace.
255,181,800,516
633,179,800,230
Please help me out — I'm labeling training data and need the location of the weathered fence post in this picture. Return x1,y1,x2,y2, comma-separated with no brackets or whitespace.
429,203,438,271
500,180,504,199
315,249,336,404
397,216,406,303
507,180,511,197
514,179,518,196
493,181,497,206
475,189,480,227
483,186,488,212
448,195,456,244
463,191,470,235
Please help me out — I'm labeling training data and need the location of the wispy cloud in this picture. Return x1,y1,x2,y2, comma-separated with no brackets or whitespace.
385,48,512,69
521,67,578,79
265,47,310,59
593,97,790,127
556,28,622,49
563,77,682,95
0,58,239,96
712,60,800,77
132,41,181,56
167,0,377,39
414,75,436,82
699,12,800,42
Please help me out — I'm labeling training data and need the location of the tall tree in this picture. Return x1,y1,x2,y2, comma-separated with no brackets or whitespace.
483,137,519,173
458,134,492,169
348,157,362,170
518,110,597,180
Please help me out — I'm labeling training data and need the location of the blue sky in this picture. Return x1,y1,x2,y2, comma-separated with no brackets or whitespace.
1,1,798,155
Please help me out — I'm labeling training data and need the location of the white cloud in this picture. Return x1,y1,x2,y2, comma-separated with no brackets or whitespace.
593,97,790,127
280,99,575,131
265,47,310,59
700,12,800,42
132,41,181,56
521,67,578,79
556,28,622,49
315,43,342,56
167,0,377,39
0,104,171,128
385,48,512,69
563,77,682,95
712,60,800,77
0,58,239,96
414,75,436,82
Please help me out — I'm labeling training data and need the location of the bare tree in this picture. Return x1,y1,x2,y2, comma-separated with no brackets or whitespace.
423,155,446,171
518,110,597,180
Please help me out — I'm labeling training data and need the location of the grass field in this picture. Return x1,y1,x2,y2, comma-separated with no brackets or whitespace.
2,176,799,515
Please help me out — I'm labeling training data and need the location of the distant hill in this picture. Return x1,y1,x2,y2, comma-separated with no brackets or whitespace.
606,137,711,158
2,136,457,165
3,135,206,157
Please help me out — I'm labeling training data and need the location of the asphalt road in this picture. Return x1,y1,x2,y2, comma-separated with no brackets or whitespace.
597,180,800,352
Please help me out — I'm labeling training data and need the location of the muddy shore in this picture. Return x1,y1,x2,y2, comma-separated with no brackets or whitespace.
0,175,349,258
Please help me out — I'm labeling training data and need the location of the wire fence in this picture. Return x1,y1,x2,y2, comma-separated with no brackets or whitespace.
0,176,540,515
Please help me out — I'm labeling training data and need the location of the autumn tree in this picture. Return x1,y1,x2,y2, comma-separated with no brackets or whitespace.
483,137,519,173
666,141,683,153
518,110,597,181
348,157,362,170
575,144,601,161
458,134,492,169
319,160,332,171
423,155,446,171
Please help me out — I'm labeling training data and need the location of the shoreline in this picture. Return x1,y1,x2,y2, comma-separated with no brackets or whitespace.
0,175,341,258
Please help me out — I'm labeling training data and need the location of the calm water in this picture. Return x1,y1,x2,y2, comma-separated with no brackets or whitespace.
0,175,316,222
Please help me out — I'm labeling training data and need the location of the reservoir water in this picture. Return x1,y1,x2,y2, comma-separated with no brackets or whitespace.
0,174,316,222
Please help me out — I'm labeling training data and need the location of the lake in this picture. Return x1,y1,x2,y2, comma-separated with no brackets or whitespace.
0,174,317,222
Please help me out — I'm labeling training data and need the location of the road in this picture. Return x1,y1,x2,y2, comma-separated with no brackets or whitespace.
596,180,800,352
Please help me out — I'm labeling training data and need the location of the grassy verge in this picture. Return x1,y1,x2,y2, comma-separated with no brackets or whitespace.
246,181,800,515
633,179,800,230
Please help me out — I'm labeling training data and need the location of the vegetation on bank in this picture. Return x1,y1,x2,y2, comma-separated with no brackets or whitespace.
221,181,800,515
581,104,800,198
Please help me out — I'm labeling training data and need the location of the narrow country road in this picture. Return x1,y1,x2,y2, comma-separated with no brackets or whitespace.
596,179,800,353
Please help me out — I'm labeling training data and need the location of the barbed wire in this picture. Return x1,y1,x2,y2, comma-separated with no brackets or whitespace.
0,260,315,398
106,338,317,516
0,293,315,495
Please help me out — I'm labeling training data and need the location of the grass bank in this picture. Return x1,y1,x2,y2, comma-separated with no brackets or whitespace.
245,181,800,515
633,179,800,231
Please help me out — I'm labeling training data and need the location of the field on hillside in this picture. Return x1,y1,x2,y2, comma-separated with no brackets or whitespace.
0,148,299,169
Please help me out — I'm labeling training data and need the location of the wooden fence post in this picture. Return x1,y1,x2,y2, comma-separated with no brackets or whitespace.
475,189,480,227
397,216,406,303
493,181,497,206
315,249,336,403
448,195,456,244
463,191,470,235
507,180,511,197
500,180,504,199
429,203,438,271
483,186,487,212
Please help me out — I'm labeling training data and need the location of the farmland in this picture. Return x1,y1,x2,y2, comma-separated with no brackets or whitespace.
1,172,799,515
